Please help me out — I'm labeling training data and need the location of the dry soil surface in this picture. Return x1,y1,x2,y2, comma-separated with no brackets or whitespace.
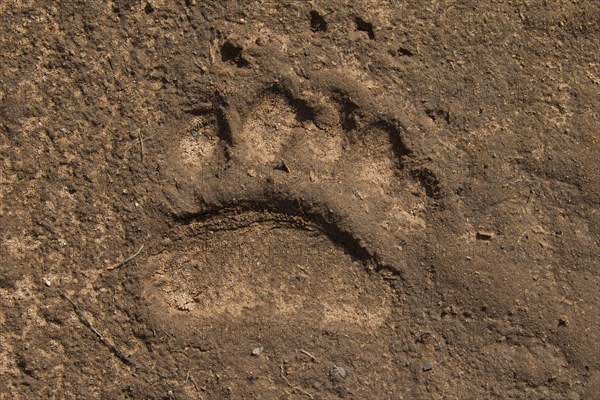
0,1,599,399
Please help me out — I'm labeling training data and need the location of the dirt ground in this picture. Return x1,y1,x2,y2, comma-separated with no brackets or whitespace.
0,1,598,399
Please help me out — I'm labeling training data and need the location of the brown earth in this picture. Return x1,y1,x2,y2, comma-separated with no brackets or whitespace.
0,1,599,399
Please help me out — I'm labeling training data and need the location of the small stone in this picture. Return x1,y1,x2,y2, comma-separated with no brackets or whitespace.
176,294,196,311
330,366,349,381
416,332,431,343
251,347,263,356
144,2,155,13
476,231,493,240
423,362,433,372
177,302,195,311
276,159,291,173
43,278,51,287
441,305,453,316
247,372,258,381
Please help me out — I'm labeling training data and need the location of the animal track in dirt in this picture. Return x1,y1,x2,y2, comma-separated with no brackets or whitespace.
176,82,430,227
2,3,595,398
127,209,402,397
146,210,395,337
124,75,438,396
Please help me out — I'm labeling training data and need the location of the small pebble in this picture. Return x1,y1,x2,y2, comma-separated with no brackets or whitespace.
247,372,258,381
476,231,493,240
251,347,263,356
416,332,431,343
423,362,433,372
43,278,51,287
330,366,349,381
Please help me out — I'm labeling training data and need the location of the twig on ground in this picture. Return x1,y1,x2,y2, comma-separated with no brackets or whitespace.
180,369,204,398
190,372,201,394
60,293,142,369
299,349,317,362
280,362,314,399
107,244,144,270
160,328,173,339
138,131,145,162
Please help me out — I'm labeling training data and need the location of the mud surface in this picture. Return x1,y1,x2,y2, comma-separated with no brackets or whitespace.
1,1,599,399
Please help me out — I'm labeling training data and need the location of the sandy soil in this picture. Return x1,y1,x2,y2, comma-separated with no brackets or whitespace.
0,1,598,399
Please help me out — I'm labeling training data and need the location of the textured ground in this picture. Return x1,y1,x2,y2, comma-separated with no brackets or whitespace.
0,1,599,399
